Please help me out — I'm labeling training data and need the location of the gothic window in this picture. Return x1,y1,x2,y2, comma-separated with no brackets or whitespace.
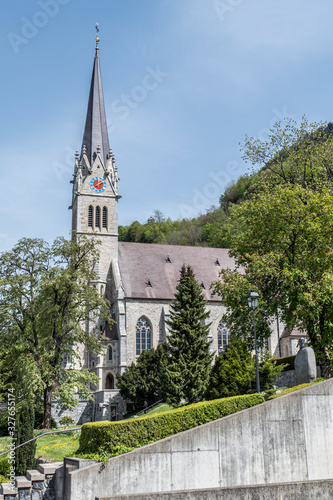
217,321,231,354
102,207,108,228
136,317,152,355
105,373,114,389
88,205,93,227
108,346,113,361
95,206,101,228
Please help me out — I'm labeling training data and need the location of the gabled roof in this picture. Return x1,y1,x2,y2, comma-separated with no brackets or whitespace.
118,242,237,301
81,49,110,166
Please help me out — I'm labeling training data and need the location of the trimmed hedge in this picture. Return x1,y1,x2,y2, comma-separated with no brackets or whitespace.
79,394,265,454
273,355,296,371
268,378,325,400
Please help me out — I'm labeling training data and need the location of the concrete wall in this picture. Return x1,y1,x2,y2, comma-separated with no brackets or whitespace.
68,379,333,500
95,479,333,500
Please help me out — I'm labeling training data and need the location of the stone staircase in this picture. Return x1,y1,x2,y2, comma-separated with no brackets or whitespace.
0,462,63,500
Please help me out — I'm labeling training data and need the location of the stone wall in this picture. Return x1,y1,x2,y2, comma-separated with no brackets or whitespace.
68,378,333,500
52,399,93,425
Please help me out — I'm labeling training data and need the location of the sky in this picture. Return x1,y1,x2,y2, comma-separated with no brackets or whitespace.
1,0,333,252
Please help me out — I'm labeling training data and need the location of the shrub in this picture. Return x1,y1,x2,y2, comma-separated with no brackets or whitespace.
0,458,10,481
59,416,75,425
273,355,296,372
79,393,265,455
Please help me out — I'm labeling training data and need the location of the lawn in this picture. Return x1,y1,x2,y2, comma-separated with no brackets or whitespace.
0,428,80,463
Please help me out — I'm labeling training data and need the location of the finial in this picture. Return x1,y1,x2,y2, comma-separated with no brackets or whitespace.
75,150,79,159
97,144,101,154
95,23,100,51
82,145,87,154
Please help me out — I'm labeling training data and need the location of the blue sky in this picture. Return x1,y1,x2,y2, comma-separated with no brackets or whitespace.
1,0,333,252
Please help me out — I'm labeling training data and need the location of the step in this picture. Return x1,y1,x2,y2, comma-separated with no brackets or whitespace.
26,469,45,482
15,476,31,488
1,482,17,496
38,462,63,475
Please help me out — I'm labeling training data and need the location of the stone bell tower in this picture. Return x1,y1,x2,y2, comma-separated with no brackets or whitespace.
70,30,120,293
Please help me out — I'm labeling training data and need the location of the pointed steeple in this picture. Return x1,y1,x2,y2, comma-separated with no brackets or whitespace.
81,27,110,167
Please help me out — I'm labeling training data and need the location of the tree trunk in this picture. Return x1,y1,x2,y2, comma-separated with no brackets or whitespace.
318,348,331,379
42,386,53,429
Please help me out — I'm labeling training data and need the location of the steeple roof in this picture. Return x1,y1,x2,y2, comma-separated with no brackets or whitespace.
81,46,110,166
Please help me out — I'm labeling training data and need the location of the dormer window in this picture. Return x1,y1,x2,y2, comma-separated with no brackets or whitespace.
215,259,220,266
146,279,152,287
165,255,171,263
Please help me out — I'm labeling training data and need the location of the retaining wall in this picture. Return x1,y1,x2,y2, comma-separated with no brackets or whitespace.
68,378,333,500
95,479,333,500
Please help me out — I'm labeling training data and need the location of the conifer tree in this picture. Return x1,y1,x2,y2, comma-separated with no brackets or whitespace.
164,265,213,406
205,339,255,400
15,402,36,475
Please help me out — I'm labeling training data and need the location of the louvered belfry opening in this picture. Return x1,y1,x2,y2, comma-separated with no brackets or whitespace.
88,205,93,227
103,206,108,228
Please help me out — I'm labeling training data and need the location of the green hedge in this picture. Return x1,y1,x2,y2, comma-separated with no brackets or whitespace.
268,378,325,400
79,394,265,454
273,355,296,371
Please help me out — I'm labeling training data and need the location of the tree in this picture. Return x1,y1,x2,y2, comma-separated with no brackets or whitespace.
205,339,255,400
205,340,285,400
212,185,333,377
0,237,111,428
241,117,333,193
164,265,213,406
116,345,167,410
14,402,37,475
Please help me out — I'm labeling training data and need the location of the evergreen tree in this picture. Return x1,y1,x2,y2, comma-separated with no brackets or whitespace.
205,339,255,400
15,402,36,475
164,265,213,406
116,345,167,410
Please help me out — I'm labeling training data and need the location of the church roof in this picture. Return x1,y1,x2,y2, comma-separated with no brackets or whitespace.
81,48,110,166
118,242,237,301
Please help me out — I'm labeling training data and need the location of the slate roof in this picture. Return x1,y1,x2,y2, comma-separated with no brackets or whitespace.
81,49,110,166
118,242,237,301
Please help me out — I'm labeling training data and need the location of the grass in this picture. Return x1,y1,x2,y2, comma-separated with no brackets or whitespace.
0,427,80,464
146,403,173,415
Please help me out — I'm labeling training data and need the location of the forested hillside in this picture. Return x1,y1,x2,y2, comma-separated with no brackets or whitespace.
119,119,333,248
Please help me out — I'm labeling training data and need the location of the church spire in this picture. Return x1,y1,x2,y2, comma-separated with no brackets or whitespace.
81,24,110,167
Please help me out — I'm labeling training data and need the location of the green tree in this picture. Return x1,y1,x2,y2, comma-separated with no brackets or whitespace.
116,345,167,410
213,185,333,377
241,117,333,192
164,265,213,406
0,237,111,428
205,339,255,400
14,402,37,475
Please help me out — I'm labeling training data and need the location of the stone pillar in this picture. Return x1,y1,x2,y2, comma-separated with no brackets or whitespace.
295,338,317,385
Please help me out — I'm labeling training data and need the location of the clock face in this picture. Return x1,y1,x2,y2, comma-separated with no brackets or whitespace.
90,177,106,193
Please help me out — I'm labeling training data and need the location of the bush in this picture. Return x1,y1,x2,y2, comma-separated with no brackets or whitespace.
273,355,296,372
79,393,265,455
59,416,75,425
0,457,10,482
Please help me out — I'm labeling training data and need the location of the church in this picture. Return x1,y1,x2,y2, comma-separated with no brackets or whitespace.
64,35,298,423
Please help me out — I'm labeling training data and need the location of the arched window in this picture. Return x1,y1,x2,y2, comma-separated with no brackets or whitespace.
95,206,101,228
88,205,93,227
217,321,231,354
108,346,113,361
136,317,152,355
105,373,114,389
102,207,108,228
